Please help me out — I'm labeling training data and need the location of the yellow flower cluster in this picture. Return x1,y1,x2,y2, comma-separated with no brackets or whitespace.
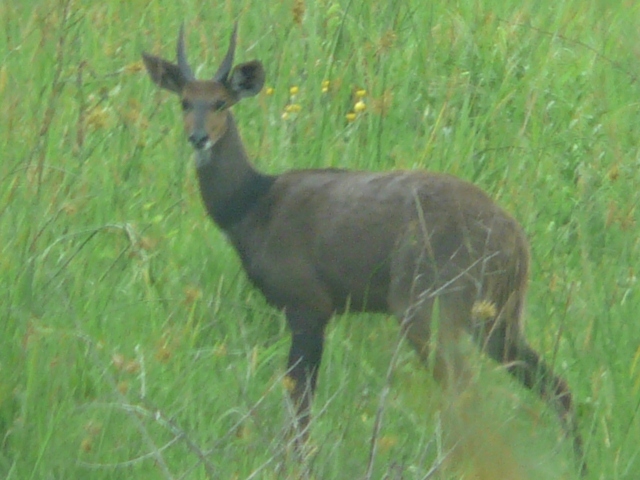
284,103,302,113
471,299,498,322
267,82,369,123
346,88,367,122
282,85,302,120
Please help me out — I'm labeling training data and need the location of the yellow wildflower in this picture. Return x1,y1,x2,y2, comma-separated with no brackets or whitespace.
284,103,302,113
283,375,296,393
471,299,497,321
354,100,366,113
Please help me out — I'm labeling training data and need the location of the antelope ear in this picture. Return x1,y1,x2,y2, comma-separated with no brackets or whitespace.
228,60,265,98
142,53,187,94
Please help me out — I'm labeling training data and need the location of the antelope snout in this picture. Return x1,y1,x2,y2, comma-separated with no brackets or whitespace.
188,131,211,150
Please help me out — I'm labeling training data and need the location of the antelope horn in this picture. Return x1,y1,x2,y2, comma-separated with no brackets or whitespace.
213,22,238,83
177,23,195,80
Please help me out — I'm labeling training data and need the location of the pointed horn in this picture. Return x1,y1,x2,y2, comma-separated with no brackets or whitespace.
177,23,195,80
213,22,238,83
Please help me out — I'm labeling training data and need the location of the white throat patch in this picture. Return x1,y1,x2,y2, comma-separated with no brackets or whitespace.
194,148,213,169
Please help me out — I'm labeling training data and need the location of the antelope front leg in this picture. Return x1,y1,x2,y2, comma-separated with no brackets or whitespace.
284,310,328,444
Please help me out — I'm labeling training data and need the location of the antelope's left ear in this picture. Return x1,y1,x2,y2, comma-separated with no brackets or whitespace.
228,61,265,98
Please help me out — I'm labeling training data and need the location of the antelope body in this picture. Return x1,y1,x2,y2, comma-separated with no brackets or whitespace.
142,24,585,473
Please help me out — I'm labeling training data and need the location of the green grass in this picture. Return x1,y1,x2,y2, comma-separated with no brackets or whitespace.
2,0,640,478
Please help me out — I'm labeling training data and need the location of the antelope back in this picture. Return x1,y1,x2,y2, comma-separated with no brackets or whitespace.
141,24,265,151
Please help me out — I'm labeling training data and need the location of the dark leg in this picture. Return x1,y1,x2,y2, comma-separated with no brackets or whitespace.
284,310,328,442
479,325,586,475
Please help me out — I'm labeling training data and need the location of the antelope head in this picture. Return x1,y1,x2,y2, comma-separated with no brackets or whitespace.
142,24,265,152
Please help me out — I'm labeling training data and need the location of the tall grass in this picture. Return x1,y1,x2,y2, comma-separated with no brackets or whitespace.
1,0,639,478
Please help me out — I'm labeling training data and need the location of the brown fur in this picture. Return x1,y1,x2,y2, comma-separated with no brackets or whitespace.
142,24,586,475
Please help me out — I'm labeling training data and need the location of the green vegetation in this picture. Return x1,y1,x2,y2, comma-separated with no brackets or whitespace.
1,0,639,478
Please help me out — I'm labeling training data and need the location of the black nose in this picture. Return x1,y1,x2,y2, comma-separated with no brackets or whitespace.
188,132,209,150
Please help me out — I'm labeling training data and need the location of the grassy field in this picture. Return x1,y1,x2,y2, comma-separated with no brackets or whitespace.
2,0,640,478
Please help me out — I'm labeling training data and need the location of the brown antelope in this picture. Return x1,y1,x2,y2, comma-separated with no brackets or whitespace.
142,24,585,474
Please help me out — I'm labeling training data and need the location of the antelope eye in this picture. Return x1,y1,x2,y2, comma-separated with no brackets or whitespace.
180,99,192,111
212,99,227,111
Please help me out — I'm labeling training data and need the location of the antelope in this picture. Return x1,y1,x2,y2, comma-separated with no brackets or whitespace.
142,23,585,474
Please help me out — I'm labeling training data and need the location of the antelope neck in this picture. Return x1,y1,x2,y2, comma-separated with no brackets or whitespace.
194,113,275,230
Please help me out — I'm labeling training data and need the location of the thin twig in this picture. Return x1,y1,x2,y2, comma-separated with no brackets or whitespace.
497,18,639,85
76,335,175,479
